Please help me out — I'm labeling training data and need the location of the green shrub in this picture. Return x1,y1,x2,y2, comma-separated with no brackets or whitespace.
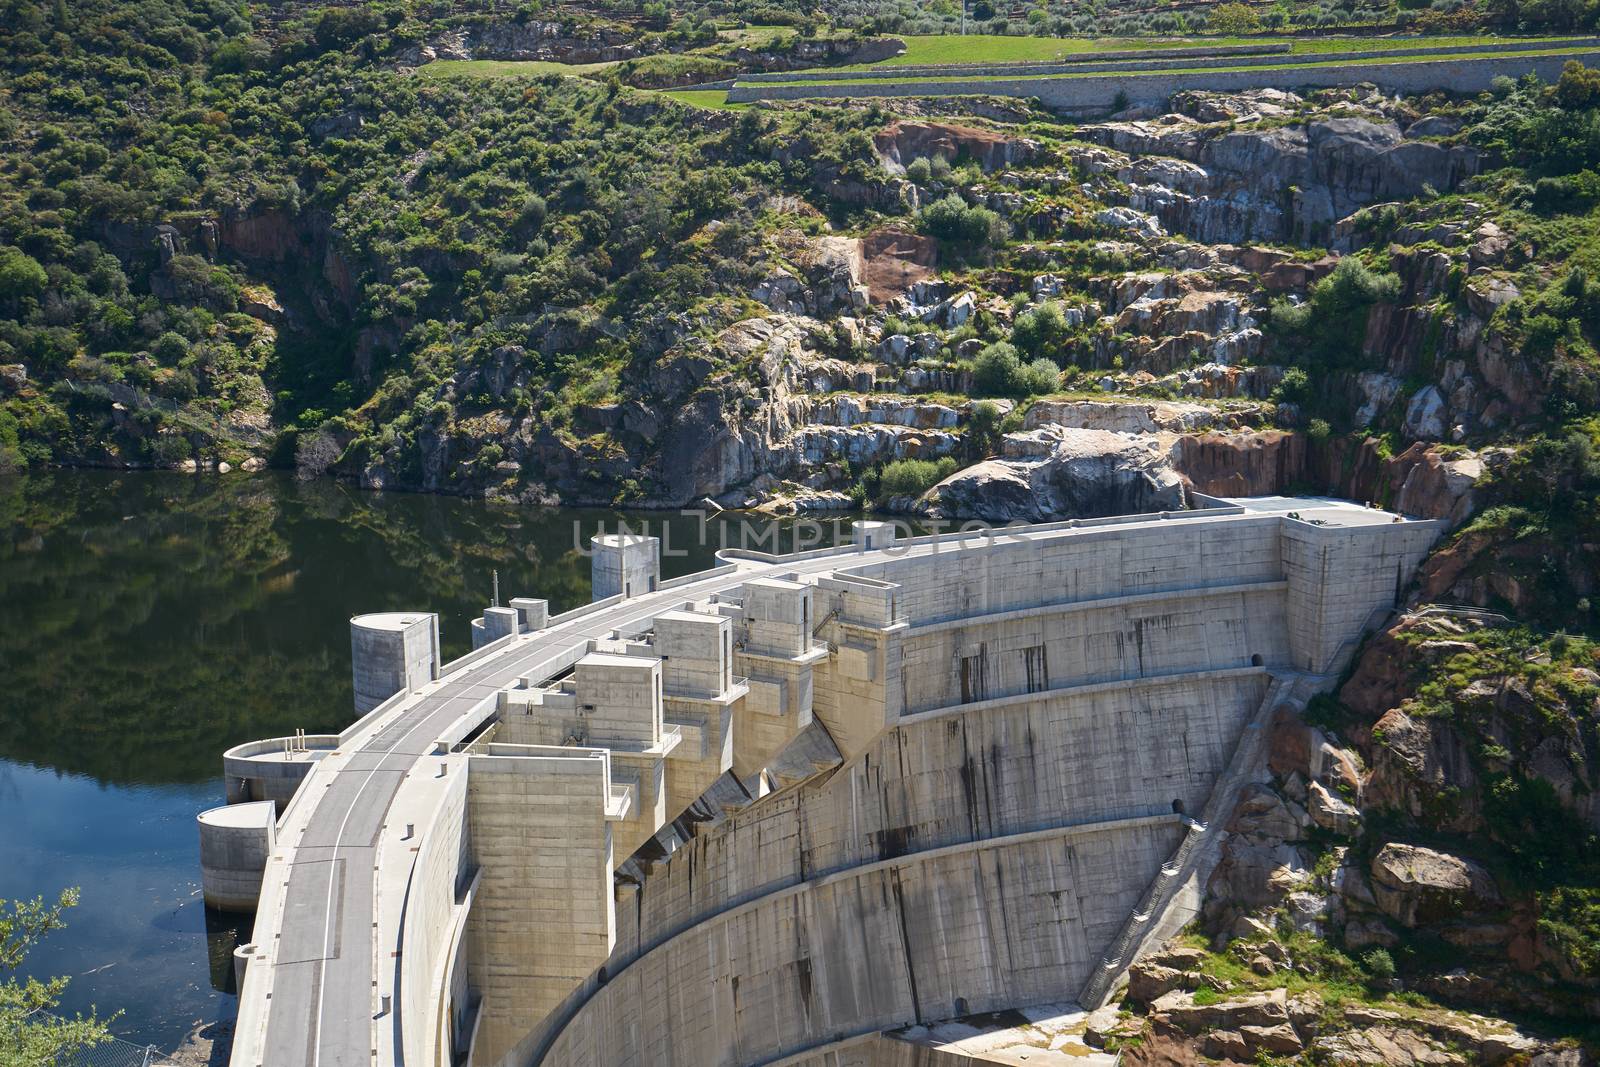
972,341,1023,397
904,157,933,185
1268,257,1400,371
877,456,958,499
918,194,1008,260
1360,948,1396,990
1273,367,1311,404
1012,301,1074,361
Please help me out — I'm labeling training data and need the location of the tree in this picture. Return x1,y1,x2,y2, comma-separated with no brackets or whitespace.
0,247,47,306
1209,1,1262,32
1556,60,1600,110
1012,300,1074,361
918,194,1008,261
1,890,112,1064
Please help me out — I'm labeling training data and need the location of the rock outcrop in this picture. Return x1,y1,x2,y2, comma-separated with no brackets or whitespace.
915,425,1186,522
1076,96,1481,246
875,120,1037,173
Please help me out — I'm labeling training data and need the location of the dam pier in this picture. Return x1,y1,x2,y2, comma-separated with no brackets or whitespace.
198,496,1440,1067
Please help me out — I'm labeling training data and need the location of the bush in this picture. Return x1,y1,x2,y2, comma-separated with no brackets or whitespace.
972,341,1023,397
1273,367,1311,404
1361,948,1396,990
904,157,933,185
1019,358,1060,395
877,456,958,499
971,342,1059,397
0,246,47,304
151,434,191,466
1208,1,1261,31
918,194,1008,260
1556,60,1600,111
1012,300,1074,361
1268,257,1400,370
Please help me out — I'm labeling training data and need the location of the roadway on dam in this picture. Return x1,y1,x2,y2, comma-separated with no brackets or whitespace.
259,538,907,1067
248,502,1361,1067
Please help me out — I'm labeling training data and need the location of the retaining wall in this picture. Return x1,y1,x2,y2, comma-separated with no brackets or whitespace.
738,37,1596,83
727,49,1600,109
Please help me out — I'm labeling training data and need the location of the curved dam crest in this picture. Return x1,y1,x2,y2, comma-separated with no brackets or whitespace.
203,497,1441,1067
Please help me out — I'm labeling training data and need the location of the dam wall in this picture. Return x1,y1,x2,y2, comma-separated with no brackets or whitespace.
217,497,1443,1067
537,816,1182,1067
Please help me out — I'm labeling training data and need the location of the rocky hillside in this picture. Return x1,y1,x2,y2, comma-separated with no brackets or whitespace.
7,1,1600,1056
1087,613,1600,1065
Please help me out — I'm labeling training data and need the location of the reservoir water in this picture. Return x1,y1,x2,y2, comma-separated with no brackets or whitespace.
0,469,859,1050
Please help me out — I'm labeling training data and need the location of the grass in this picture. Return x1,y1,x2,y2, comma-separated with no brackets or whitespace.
838,31,1589,69
413,32,1590,85
716,24,799,47
754,43,1600,87
657,88,748,110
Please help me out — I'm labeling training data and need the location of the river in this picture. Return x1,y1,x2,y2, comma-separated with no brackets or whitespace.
0,469,861,1051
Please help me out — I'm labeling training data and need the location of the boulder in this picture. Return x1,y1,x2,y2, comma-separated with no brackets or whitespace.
1313,1027,1464,1067
1306,780,1362,836
1370,843,1501,927
1403,385,1447,441
915,426,1185,522
1228,783,1307,842
1344,916,1400,950
1127,960,1188,1005
1152,987,1289,1034
1170,431,1303,498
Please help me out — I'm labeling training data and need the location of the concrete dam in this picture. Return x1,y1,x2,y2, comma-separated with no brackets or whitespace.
199,496,1441,1067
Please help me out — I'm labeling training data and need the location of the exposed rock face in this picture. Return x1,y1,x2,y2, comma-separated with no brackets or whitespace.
1025,399,1264,434
1370,843,1502,927
874,120,1036,174
1077,101,1481,246
1363,708,1484,833
915,425,1186,522
1171,431,1303,499
859,228,938,304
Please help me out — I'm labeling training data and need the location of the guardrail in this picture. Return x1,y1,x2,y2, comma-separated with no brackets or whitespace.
714,505,1250,567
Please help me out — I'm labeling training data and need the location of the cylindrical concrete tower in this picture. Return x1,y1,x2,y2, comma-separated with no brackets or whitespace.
350,612,440,714
591,533,660,600
197,800,277,912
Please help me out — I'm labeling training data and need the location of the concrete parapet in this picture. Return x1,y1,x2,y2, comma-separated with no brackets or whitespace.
739,41,1292,82
222,734,339,811
738,37,1594,84
197,800,277,912
853,520,898,552
510,596,549,632
591,533,660,600
351,611,439,714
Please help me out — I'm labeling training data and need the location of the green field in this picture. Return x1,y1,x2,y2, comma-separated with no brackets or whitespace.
842,31,1587,69
658,88,748,109
756,41,1598,87
415,32,1591,85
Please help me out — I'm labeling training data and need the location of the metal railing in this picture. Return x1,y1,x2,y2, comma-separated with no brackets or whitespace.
20,1013,179,1067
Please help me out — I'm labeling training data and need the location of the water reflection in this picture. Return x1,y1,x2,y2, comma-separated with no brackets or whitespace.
0,469,864,1046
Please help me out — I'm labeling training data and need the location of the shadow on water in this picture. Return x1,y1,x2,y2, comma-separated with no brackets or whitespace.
0,468,872,1046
